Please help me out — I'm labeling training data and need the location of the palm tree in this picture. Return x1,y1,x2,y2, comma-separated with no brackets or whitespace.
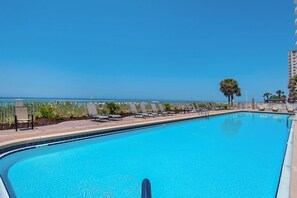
263,92,271,100
231,87,241,106
276,90,284,99
219,79,241,106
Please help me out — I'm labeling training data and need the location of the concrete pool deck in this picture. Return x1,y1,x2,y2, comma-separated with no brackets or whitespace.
0,109,295,197
290,120,297,198
0,110,239,150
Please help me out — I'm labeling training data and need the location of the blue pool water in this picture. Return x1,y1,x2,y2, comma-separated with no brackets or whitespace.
0,112,290,197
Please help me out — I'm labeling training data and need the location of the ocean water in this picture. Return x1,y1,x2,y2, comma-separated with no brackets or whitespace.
0,112,290,198
0,97,207,106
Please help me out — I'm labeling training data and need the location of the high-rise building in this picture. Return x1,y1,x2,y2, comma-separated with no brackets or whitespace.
289,1,297,79
289,50,297,78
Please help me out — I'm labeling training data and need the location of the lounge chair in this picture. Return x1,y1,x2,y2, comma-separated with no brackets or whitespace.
140,103,158,117
87,103,110,121
209,103,220,111
287,105,295,113
272,105,278,112
104,103,122,120
15,107,34,131
151,103,167,116
258,105,265,111
129,103,149,118
189,103,200,113
158,104,175,115
184,104,196,113
195,102,208,113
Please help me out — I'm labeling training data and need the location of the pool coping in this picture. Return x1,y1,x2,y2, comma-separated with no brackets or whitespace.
290,115,297,197
0,110,294,197
277,120,294,197
0,177,9,198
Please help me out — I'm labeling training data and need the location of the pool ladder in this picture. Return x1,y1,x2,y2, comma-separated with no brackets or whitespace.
287,114,294,128
141,178,152,198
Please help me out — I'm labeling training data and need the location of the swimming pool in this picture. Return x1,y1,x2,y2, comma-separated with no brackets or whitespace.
0,112,290,197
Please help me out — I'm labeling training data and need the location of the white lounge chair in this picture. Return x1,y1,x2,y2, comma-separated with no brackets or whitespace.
140,103,157,117
151,104,167,116
272,105,278,112
87,103,110,121
258,105,265,111
287,106,295,113
158,104,175,115
15,107,34,131
129,103,149,118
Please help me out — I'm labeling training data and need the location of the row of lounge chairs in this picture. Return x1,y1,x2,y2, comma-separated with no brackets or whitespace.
13,103,181,131
13,102,224,131
129,103,176,118
87,103,177,121
78,102,222,122
183,102,224,113
258,104,295,113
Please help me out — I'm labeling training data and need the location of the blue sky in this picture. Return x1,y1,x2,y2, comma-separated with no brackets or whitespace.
0,0,295,101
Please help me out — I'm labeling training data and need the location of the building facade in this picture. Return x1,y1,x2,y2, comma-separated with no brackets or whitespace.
289,0,297,79
289,50,297,78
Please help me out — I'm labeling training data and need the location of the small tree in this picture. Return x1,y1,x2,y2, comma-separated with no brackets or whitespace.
276,90,284,99
263,92,271,100
105,102,120,114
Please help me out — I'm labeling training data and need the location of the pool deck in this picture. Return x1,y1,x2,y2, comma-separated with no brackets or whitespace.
290,120,297,198
0,110,239,150
0,109,296,197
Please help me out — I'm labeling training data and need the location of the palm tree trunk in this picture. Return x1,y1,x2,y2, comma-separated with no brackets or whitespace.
231,94,234,107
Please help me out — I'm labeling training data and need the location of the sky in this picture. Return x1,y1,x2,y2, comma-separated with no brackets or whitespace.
0,0,295,101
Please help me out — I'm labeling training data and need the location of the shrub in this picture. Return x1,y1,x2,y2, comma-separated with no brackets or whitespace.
39,105,56,120
34,112,41,120
164,104,172,111
106,102,120,114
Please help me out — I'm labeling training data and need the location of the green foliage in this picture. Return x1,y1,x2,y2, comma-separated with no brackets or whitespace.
39,105,56,119
263,92,272,100
99,108,109,115
289,76,297,99
34,112,41,120
105,102,120,114
164,104,171,111
276,90,284,98
219,79,241,105
218,103,228,109
6,117,14,125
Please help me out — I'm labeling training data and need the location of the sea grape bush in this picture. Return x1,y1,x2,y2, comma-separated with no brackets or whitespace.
0,100,231,124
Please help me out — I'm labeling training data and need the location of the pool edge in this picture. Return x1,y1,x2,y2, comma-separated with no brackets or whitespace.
0,110,293,197
277,120,294,198
0,110,242,157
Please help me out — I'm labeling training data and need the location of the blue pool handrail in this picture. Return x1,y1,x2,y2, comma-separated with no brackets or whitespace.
287,114,295,128
141,178,152,198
